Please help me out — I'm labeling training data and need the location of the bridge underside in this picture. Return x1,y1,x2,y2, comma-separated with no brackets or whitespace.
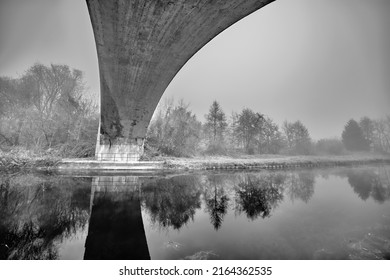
86,0,275,161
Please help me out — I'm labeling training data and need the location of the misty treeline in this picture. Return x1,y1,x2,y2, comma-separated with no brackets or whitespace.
147,98,301,156
147,98,390,157
0,63,98,157
341,117,390,154
1,63,389,158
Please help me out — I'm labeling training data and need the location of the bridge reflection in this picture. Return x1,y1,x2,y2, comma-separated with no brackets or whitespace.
1,167,389,259
84,176,150,260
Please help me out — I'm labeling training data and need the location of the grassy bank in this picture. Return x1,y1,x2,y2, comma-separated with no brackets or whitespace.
0,149,61,172
2,148,390,172
159,153,390,170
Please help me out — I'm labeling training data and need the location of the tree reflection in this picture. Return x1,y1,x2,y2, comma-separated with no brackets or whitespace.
204,176,230,230
234,174,284,220
141,176,202,230
0,174,91,259
285,171,315,203
347,168,390,203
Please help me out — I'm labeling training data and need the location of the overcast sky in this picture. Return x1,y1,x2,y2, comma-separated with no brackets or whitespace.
0,0,389,140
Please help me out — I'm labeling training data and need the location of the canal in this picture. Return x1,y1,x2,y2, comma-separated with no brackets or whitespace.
1,165,389,260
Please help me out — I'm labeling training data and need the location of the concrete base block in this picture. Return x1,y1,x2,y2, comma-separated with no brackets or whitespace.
95,137,144,162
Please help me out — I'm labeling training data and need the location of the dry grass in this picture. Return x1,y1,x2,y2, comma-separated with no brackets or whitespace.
159,153,390,170
2,147,389,172
0,148,61,172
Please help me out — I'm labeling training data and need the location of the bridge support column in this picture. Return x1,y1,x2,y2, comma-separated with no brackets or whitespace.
95,134,144,162
86,0,275,162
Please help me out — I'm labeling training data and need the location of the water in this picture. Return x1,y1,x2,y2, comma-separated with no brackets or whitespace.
1,165,390,260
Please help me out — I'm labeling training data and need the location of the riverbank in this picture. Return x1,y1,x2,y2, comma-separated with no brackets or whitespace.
0,150,60,173
57,153,390,172
160,153,390,170
2,150,390,172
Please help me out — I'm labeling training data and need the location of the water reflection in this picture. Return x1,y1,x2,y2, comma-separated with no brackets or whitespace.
0,165,390,259
204,176,230,230
84,177,150,260
285,171,315,203
142,176,202,230
345,169,390,203
0,174,90,259
234,174,284,220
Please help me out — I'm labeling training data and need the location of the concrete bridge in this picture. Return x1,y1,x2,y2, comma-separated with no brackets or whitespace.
86,0,275,161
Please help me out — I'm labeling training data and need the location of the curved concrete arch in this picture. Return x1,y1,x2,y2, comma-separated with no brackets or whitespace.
86,0,276,161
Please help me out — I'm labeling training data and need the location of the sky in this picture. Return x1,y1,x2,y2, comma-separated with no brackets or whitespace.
0,0,389,140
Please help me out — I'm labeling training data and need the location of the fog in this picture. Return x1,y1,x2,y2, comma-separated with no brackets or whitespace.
0,0,389,140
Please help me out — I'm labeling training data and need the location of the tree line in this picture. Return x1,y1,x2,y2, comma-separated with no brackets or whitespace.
341,117,390,153
147,99,313,156
0,63,98,157
147,98,390,157
1,63,389,158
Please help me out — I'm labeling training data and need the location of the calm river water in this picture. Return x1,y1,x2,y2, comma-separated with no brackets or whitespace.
1,165,390,260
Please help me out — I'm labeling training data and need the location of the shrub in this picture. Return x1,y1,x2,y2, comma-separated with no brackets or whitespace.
315,138,346,155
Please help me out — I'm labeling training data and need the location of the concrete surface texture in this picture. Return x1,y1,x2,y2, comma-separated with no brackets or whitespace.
86,0,275,161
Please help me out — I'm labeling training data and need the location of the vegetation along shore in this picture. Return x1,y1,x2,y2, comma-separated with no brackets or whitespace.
1,63,390,172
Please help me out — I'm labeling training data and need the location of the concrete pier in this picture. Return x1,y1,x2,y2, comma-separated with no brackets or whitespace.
86,0,275,161
58,159,164,171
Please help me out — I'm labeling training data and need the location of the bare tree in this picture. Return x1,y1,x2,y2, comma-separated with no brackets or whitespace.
147,99,202,156
0,63,98,156
372,116,390,153
282,120,312,155
234,108,263,154
257,116,283,154
359,116,375,149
